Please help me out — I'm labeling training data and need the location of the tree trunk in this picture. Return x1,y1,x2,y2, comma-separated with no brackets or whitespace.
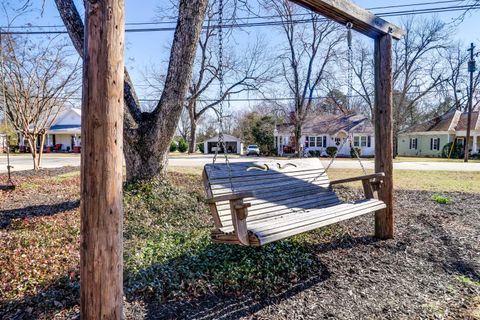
188,112,197,154
55,0,208,183
37,134,46,169
124,122,171,182
294,122,302,157
27,136,39,171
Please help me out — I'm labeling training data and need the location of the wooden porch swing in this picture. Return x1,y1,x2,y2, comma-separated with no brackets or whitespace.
203,0,404,246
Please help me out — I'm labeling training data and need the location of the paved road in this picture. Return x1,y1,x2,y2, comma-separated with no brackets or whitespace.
1,154,480,173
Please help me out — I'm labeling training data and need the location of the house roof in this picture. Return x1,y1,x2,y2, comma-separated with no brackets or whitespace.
204,134,241,143
456,111,479,131
276,113,373,135
403,109,479,134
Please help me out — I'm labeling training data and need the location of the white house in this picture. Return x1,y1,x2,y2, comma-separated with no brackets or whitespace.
203,134,244,155
274,113,375,157
20,107,82,152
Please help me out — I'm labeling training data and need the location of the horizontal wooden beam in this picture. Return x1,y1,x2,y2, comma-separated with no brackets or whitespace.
289,0,404,40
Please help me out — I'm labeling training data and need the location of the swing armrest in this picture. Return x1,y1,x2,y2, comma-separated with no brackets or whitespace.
330,173,384,185
206,191,255,204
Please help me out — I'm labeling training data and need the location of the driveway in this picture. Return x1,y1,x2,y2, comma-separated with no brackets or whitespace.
1,154,480,173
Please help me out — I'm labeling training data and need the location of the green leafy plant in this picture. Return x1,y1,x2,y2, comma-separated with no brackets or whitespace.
431,194,452,204
169,141,178,152
308,150,321,157
326,146,338,157
197,143,204,153
350,147,361,158
441,142,464,159
177,138,188,153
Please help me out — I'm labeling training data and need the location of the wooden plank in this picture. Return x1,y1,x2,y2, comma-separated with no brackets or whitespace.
219,197,343,229
203,169,223,228
289,0,404,40
374,34,394,239
81,0,124,318
330,173,384,185
209,170,328,189
210,177,331,195
215,185,337,211
258,202,386,245
253,200,385,235
208,168,327,184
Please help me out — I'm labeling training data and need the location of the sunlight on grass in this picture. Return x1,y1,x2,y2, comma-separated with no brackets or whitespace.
326,168,480,194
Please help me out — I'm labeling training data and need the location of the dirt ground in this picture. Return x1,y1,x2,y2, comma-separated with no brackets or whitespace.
1,167,479,319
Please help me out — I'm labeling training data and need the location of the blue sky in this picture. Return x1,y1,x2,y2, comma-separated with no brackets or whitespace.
2,0,480,112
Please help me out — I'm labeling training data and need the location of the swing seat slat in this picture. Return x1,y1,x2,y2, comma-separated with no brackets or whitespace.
203,158,385,246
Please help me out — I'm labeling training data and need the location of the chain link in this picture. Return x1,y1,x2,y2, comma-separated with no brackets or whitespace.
212,0,234,191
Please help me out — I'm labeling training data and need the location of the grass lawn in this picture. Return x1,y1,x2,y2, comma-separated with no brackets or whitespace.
1,166,479,319
394,156,480,163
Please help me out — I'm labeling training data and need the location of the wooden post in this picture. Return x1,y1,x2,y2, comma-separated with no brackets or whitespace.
81,0,125,318
374,34,394,239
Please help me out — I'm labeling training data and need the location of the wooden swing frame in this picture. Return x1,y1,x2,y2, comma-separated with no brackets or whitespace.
81,0,403,317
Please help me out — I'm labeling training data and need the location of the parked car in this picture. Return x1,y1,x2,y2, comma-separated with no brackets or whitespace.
246,145,260,156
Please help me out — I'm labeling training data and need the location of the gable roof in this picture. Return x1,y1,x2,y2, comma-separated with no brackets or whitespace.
276,113,373,135
403,109,479,134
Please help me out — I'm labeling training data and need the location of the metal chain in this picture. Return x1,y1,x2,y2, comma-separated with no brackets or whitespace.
346,22,353,111
212,0,234,191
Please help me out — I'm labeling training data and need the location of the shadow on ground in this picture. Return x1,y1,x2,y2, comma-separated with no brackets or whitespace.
0,200,80,229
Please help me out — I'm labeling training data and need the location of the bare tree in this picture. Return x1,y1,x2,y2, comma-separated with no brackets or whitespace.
149,1,273,154
262,0,343,155
351,17,449,155
55,0,208,182
441,41,480,111
0,34,80,170
391,17,449,153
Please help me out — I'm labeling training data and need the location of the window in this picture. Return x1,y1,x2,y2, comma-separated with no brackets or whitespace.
316,136,322,147
431,138,440,151
457,138,464,147
335,137,341,145
409,138,418,150
309,136,316,147
354,136,360,147
360,136,367,147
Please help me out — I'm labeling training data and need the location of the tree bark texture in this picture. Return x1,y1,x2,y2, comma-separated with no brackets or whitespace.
55,0,208,182
374,34,394,239
81,0,124,318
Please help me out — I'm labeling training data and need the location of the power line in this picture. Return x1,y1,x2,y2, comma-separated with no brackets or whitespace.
1,3,479,35
1,0,466,30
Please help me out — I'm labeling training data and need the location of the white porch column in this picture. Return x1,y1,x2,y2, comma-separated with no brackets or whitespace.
19,133,25,147
47,134,52,146
74,134,80,147
473,134,478,154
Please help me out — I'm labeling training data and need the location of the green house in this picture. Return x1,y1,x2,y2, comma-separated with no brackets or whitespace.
398,109,480,157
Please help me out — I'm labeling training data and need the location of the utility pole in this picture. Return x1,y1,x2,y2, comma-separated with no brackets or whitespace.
464,43,476,162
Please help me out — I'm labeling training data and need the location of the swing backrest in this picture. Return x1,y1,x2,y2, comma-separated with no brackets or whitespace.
203,158,341,230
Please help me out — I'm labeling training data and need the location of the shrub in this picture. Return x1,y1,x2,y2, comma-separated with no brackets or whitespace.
350,147,362,158
123,178,325,301
326,146,338,157
308,150,321,157
169,141,178,152
431,194,452,204
441,142,464,159
197,143,204,153
177,138,188,153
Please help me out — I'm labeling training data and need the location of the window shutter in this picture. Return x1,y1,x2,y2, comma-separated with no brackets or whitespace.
437,138,440,150
323,136,327,147
305,136,309,147
409,138,412,149
367,136,371,148
430,138,433,150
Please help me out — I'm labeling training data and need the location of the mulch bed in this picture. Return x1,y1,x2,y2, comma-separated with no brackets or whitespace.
1,168,479,319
